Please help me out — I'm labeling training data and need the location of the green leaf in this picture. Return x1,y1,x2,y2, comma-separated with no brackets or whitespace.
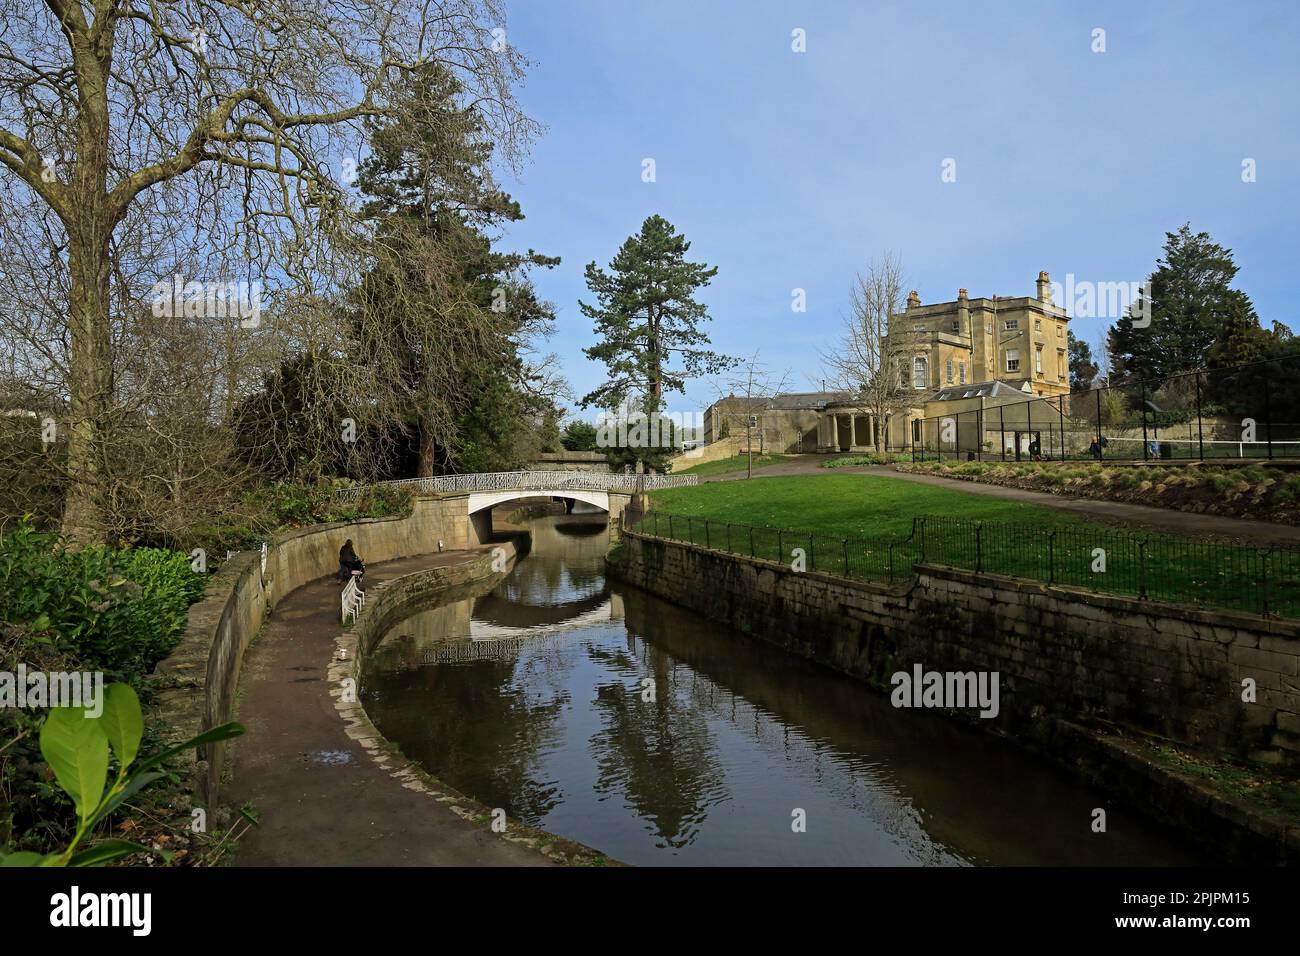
39,706,109,825
68,840,150,867
100,683,143,769
96,770,165,821
135,721,245,774
0,851,45,867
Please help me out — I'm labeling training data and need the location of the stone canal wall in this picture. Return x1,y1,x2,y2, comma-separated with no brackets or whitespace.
152,494,489,804
609,531,1300,767
609,531,1300,861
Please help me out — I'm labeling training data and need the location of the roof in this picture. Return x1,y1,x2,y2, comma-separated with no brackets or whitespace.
926,380,1032,402
707,391,850,413
765,391,850,409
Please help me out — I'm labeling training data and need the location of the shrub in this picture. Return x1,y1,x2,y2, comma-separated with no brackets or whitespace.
820,453,897,468
0,522,203,680
189,481,412,559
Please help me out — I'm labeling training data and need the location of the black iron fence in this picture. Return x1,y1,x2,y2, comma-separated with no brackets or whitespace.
911,352,1300,463
622,507,1300,619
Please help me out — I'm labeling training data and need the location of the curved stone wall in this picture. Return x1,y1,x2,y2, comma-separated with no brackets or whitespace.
152,494,484,803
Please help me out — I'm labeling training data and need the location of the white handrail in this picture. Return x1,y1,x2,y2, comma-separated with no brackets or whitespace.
341,574,365,623
334,470,699,500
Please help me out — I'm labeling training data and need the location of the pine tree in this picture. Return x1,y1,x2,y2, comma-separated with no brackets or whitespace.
1067,331,1099,391
580,215,735,418
353,64,560,476
1202,292,1272,417
1108,224,1257,382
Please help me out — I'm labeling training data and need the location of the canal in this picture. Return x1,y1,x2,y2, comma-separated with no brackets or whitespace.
361,512,1208,866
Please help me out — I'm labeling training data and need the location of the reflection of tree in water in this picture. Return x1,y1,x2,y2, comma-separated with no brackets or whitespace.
365,637,576,825
585,640,727,849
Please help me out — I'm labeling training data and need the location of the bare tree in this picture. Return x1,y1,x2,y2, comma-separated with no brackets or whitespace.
712,351,790,480
0,0,536,544
819,252,914,452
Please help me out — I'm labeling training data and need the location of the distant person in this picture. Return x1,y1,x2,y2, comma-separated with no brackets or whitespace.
1088,437,1101,460
1029,437,1042,461
338,539,365,588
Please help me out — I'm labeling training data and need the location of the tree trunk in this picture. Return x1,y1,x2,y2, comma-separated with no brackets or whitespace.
418,417,437,478
61,231,113,546
59,35,115,546
61,209,114,545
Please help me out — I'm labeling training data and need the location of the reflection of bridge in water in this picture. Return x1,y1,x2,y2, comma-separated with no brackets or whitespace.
367,508,625,672
376,593,625,669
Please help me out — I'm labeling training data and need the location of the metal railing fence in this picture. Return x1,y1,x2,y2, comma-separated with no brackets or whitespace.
334,470,699,500
622,507,1300,618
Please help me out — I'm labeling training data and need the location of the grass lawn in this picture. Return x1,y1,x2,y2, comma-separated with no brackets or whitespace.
640,473,1296,617
673,453,793,477
650,473,1096,539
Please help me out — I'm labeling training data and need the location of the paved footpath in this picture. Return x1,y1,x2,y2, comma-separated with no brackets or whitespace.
223,550,555,866
702,456,1300,547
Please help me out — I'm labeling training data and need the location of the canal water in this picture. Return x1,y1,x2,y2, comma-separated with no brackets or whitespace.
361,512,1207,866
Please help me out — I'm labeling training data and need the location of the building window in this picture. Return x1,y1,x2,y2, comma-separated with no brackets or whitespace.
1006,349,1020,373
1034,318,1042,332
946,359,954,384
1035,345,1043,374
1004,319,1019,331
1058,349,1066,380
950,320,960,333
959,361,966,384
1057,325,1063,338
913,356,928,388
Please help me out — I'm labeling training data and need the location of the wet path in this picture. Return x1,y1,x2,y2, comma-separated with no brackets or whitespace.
223,549,555,867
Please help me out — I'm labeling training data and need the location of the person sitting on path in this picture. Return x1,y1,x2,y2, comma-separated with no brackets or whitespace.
338,539,365,588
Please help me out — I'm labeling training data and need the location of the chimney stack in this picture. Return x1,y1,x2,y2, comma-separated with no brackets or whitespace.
906,290,921,310
1036,271,1052,303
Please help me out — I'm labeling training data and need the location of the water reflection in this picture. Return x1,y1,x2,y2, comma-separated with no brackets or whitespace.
361,516,1209,866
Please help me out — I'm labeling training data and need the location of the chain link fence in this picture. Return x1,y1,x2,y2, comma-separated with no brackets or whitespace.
911,353,1300,463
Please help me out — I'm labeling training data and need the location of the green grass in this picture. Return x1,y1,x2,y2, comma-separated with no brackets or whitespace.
651,473,1095,539
672,453,793,477
641,474,1297,617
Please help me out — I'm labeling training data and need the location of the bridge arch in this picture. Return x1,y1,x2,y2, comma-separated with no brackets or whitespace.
466,489,610,514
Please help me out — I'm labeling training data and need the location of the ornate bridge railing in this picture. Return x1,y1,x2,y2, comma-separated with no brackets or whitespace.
333,471,699,501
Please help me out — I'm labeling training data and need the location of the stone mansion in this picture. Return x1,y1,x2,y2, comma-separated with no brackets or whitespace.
701,272,1071,455
891,271,1071,400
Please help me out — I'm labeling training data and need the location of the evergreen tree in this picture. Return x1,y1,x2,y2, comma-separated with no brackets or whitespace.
352,64,561,476
1067,332,1099,391
1108,224,1257,382
1203,292,1274,417
580,215,734,412
560,420,599,451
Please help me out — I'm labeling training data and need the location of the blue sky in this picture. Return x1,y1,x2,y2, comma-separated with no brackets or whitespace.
494,0,1300,419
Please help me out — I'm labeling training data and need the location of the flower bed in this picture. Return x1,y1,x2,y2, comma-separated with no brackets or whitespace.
897,461,1300,524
